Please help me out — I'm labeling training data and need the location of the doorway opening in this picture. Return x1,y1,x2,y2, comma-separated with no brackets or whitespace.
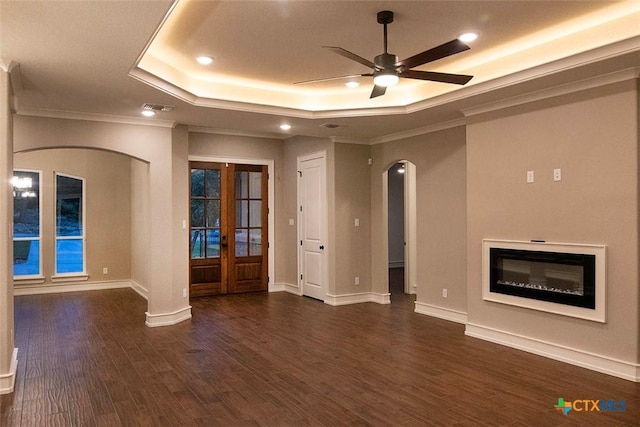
384,160,417,300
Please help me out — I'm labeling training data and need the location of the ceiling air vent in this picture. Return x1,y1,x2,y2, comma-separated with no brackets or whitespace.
320,123,342,129
142,103,174,112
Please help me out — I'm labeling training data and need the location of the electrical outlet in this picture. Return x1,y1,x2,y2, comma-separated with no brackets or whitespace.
354,218,360,227
527,171,534,183
554,168,562,182
442,288,448,298
355,276,360,285
103,267,108,275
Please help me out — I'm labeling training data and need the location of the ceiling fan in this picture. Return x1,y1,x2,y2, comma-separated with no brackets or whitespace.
295,10,474,99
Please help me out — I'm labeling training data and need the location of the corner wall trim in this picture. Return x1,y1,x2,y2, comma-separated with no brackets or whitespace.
0,348,18,395
129,280,149,299
325,292,391,306
414,302,468,324
465,323,640,382
145,306,192,328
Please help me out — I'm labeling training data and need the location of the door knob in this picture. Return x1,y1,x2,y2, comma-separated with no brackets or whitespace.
319,245,324,250
221,235,228,247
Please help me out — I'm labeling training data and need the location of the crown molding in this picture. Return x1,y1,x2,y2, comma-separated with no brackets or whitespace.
188,125,286,140
16,108,177,128
462,67,639,118
371,118,467,145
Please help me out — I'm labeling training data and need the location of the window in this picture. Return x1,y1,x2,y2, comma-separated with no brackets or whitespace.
13,170,41,277
55,173,85,275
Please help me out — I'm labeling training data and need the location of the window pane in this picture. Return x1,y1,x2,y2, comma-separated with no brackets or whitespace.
235,229,248,257
249,172,262,199
56,239,83,273
236,200,248,227
235,171,248,199
206,229,220,258
205,169,220,198
13,240,39,276
249,229,262,256
190,230,205,259
191,169,204,197
206,200,220,228
249,201,261,227
13,171,40,237
191,200,205,227
56,175,83,236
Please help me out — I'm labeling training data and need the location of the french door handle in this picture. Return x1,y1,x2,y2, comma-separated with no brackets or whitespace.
319,245,324,250
221,235,228,247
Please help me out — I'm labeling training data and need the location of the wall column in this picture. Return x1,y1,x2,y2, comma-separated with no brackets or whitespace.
0,61,18,394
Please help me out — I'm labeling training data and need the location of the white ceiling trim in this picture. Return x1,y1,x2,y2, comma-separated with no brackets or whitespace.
370,118,468,145
17,108,176,128
462,67,640,118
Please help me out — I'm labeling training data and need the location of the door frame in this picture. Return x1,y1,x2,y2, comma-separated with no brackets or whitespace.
189,155,275,290
297,151,328,300
382,160,417,295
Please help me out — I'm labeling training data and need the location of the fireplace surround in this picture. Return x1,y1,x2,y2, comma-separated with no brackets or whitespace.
482,240,606,322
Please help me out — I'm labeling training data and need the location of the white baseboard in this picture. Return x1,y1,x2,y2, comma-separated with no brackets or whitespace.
269,282,286,292
325,292,391,306
282,283,303,296
414,301,468,324
465,323,640,382
145,305,192,327
0,348,18,395
129,280,148,299
14,280,131,296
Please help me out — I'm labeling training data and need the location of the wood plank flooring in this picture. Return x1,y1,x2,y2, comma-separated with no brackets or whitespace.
1,288,639,426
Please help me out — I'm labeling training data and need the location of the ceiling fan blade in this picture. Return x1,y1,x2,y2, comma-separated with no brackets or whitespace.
400,69,473,85
294,73,373,85
395,39,470,70
323,46,376,69
370,85,386,98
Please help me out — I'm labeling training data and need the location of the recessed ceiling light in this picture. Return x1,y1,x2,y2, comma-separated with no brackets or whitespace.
141,110,156,117
196,56,214,65
345,81,360,88
280,124,291,131
459,33,478,43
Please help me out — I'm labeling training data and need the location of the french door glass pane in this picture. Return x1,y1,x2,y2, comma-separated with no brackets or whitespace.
13,240,39,275
190,230,205,259
191,169,204,197
191,200,205,227
206,229,220,258
206,200,220,228
235,229,248,257
56,239,83,273
235,171,248,198
236,200,248,227
205,169,220,198
249,229,261,256
249,201,261,227
249,172,262,198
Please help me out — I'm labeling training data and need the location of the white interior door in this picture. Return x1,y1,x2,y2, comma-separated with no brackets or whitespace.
298,153,327,301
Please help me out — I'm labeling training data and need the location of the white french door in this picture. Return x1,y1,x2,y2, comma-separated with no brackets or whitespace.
298,152,328,301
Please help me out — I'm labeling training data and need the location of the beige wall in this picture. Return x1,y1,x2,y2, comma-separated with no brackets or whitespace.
370,127,467,311
14,148,132,283
466,80,639,363
335,143,371,294
130,158,150,291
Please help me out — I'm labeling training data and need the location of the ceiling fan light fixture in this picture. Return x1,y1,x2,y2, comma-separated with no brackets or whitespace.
196,55,214,65
458,32,478,43
373,71,399,87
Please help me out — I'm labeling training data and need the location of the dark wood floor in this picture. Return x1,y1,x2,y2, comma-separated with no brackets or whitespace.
1,289,639,426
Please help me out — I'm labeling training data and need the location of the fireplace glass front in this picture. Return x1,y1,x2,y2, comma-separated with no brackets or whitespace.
489,248,596,309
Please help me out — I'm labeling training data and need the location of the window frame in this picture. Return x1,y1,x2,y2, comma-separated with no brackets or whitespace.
12,169,43,281
53,172,87,278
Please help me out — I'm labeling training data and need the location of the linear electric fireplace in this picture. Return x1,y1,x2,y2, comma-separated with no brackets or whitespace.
482,240,606,322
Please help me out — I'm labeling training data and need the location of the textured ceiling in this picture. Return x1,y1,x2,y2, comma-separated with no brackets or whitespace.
2,0,639,141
